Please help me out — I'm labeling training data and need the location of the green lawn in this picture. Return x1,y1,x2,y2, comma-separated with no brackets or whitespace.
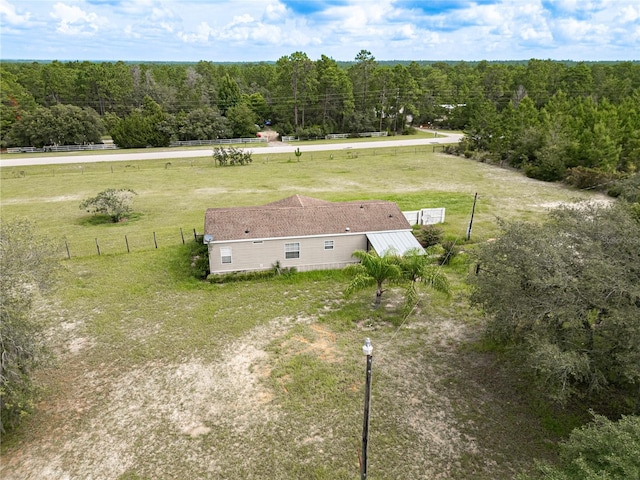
0,146,604,479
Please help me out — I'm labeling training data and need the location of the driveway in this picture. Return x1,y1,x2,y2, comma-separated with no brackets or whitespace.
0,132,463,168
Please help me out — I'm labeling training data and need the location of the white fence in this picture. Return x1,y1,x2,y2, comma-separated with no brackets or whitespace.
403,208,446,225
6,144,117,153
170,137,267,147
358,131,388,137
282,131,389,142
6,137,267,154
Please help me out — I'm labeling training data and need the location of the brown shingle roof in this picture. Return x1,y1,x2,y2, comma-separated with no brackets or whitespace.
204,195,411,242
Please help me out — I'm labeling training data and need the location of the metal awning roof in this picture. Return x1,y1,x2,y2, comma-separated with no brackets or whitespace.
366,231,425,256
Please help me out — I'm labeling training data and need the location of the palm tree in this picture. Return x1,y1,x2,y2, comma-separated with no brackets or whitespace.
345,249,402,307
396,248,451,318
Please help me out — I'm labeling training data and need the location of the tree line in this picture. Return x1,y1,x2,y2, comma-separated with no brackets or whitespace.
2,54,639,154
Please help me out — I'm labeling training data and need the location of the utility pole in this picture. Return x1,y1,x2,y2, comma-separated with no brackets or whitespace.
394,88,400,133
361,338,373,480
466,192,478,241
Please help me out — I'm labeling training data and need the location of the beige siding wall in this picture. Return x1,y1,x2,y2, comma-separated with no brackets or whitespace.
209,234,368,274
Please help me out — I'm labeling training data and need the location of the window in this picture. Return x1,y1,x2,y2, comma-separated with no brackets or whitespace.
220,247,232,264
285,242,300,259
324,240,334,250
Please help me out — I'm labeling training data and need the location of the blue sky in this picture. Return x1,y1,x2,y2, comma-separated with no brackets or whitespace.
1,0,638,62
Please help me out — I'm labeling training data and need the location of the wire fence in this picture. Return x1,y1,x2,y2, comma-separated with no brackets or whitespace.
59,227,202,259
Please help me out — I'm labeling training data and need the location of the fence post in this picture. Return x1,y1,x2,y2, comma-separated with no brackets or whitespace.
95,238,101,256
65,240,71,259
193,228,197,241
125,235,130,253
180,228,185,244
153,232,158,249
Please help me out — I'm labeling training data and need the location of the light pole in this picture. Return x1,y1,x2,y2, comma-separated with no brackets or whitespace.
361,338,373,480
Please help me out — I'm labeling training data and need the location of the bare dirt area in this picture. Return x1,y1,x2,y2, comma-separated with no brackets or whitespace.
1,289,553,479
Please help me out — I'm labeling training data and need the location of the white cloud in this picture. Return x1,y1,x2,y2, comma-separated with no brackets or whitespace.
618,5,640,23
178,21,213,43
123,24,141,39
0,0,31,25
2,0,638,62
262,1,287,22
229,13,255,26
120,0,156,15
50,2,102,35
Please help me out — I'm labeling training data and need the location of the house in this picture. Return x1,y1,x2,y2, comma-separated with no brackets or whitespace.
204,195,424,275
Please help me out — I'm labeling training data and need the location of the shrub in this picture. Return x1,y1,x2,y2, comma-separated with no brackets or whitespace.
438,239,460,265
207,262,296,284
521,413,640,480
79,188,137,223
413,224,444,248
186,240,209,279
564,166,621,190
212,146,253,166
607,173,640,203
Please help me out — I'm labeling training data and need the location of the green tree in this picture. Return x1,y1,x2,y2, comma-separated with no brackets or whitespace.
217,73,241,115
393,63,422,132
316,54,354,131
242,92,271,124
109,96,170,148
0,219,60,433
7,104,103,148
172,107,231,141
521,414,640,480
0,67,37,148
109,110,152,148
372,66,394,132
470,202,640,406
618,91,640,173
41,60,76,105
345,250,403,307
275,52,316,129
349,50,377,117
396,248,450,317
226,103,258,138
79,188,138,223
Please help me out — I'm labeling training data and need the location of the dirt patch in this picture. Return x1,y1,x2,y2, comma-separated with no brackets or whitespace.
257,129,279,143
2,318,295,480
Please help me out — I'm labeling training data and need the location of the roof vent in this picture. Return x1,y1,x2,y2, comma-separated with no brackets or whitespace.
244,229,250,234
345,227,350,231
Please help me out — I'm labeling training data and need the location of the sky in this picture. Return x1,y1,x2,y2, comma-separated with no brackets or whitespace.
1,0,639,63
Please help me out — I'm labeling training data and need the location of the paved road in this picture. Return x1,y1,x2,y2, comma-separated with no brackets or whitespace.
0,132,463,168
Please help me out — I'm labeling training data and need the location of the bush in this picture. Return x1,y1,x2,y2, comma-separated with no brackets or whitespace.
79,188,137,223
413,224,444,248
438,239,460,265
186,240,209,279
295,125,324,139
212,146,253,166
564,166,621,190
207,262,296,283
521,414,640,479
607,173,640,203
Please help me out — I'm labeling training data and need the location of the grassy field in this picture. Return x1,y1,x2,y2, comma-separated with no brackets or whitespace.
0,146,606,479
